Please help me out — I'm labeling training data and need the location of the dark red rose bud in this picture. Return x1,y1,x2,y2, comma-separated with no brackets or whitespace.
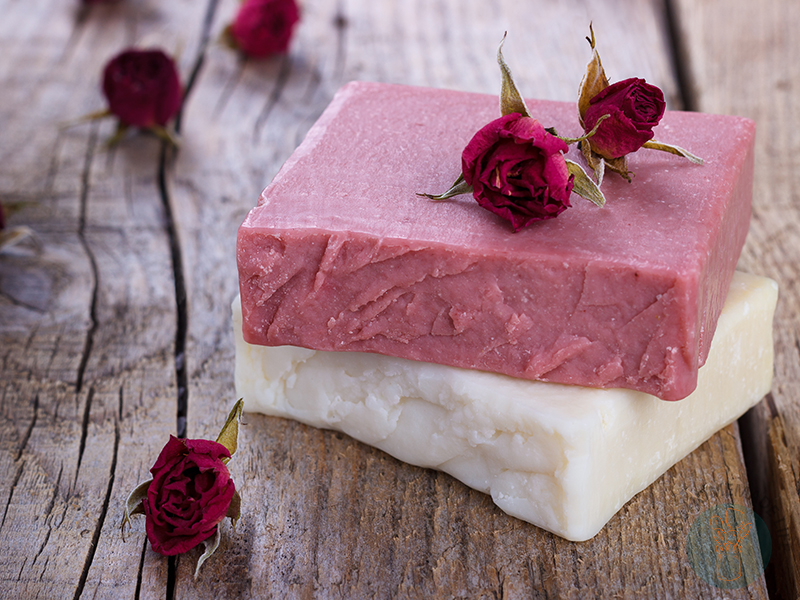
583,77,665,159
229,0,300,58
461,113,574,231
102,49,182,129
143,436,236,556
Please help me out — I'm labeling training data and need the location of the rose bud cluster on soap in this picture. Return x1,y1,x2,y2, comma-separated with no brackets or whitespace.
225,0,300,58
421,27,701,232
123,401,243,578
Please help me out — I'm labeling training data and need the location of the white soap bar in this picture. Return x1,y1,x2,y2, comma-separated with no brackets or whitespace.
233,272,776,541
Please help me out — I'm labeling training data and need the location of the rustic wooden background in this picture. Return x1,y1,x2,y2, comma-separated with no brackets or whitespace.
1,0,798,598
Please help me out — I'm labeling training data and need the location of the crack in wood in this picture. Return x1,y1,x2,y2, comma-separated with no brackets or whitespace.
72,410,119,600
33,464,63,567
662,0,697,111
75,124,100,395
166,555,178,600
212,61,245,119
157,142,189,441
74,386,94,488
157,0,222,445
0,289,47,313
118,384,123,422
175,0,220,134
15,393,39,462
16,557,27,583
134,536,147,600
0,460,25,533
253,54,293,143
332,4,349,85
44,131,63,196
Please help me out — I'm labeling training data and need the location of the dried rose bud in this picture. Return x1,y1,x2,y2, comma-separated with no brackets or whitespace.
102,49,182,129
228,0,300,58
122,400,243,577
582,78,665,160
143,436,236,556
461,113,574,231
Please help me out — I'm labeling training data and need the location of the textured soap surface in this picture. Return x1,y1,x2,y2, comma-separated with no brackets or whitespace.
234,272,777,541
237,81,755,400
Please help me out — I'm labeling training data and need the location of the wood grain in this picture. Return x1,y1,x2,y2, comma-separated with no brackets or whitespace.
672,0,800,596
0,0,778,597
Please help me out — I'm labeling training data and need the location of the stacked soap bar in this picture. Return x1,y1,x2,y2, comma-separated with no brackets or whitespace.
235,81,770,540
237,82,756,400
234,272,776,541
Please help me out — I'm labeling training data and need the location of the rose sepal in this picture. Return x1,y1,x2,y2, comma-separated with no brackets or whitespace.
216,398,244,463
149,125,180,148
417,173,472,201
643,139,703,164
497,34,531,118
194,528,221,579
566,159,606,207
581,140,632,184
227,489,242,527
220,25,238,53
577,23,608,129
603,155,631,182
0,227,36,252
121,478,151,540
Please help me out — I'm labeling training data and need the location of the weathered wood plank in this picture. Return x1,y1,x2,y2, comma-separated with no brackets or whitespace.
672,0,800,597
0,0,212,598
167,0,768,597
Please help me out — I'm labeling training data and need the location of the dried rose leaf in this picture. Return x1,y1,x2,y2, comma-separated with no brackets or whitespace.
566,159,605,207
643,139,704,164
577,23,609,127
216,398,244,462
497,34,531,118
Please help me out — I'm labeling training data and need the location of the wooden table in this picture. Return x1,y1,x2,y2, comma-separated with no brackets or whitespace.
2,0,798,598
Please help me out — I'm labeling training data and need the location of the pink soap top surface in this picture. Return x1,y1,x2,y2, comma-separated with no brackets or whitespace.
238,81,755,400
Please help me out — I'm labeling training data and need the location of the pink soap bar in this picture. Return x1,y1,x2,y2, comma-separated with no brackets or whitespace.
237,82,754,400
